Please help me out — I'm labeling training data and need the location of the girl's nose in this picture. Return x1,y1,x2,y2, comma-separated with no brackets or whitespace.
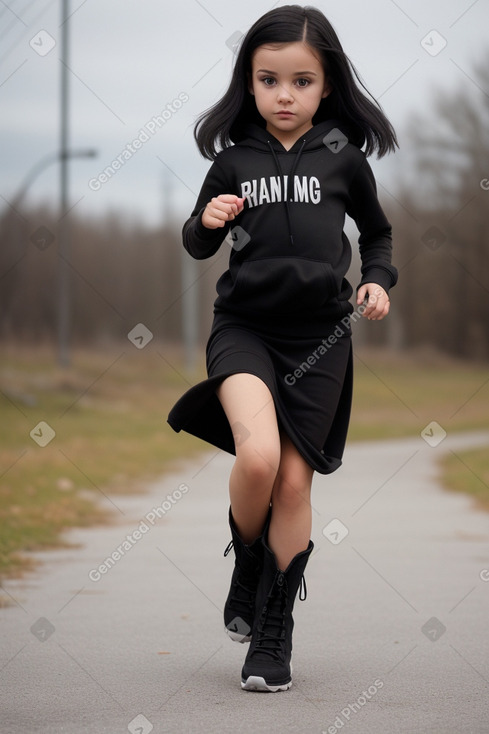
276,83,293,103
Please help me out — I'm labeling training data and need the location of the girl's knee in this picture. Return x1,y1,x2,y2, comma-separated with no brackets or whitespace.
272,479,307,511
272,453,313,512
236,443,280,488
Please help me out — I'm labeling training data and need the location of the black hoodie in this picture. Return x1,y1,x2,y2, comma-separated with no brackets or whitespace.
182,120,397,324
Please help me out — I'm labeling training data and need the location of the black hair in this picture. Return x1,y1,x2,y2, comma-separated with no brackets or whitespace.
194,5,398,160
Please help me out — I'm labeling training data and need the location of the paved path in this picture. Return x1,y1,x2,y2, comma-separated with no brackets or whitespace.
1,432,489,734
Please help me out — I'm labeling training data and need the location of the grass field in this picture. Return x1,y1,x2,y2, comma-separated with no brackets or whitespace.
1,342,488,583
0,342,204,582
350,347,489,440
440,449,489,512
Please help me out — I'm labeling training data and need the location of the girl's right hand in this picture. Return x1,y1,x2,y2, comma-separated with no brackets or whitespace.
202,195,245,229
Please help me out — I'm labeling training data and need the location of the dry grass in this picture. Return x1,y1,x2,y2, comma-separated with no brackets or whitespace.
350,347,489,440
1,342,488,584
440,448,489,512
0,341,205,581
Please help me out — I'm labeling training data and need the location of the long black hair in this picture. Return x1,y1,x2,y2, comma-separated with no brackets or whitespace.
194,5,398,159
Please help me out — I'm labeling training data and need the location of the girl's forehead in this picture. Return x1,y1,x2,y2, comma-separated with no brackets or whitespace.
251,42,323,70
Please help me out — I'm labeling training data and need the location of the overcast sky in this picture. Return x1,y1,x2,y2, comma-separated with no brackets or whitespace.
1,0,487,227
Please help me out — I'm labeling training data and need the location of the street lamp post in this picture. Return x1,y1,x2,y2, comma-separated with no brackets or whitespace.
1,0,95,366
58,0,71,367
3,149,96,216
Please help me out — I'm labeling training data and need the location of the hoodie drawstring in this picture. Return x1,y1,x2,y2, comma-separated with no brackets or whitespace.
267,139,306,246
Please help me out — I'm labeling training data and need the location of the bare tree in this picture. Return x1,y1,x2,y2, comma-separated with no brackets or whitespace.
387,50,489,359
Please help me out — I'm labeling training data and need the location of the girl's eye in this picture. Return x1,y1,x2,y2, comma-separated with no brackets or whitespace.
262,77,276,86
296,78,310,88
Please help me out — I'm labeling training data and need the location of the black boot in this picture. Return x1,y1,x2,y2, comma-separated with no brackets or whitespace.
223,507,271,643
241,539,313,692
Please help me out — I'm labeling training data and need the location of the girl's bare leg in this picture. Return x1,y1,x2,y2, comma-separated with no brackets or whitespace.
269,433,314,570
216,373,281,543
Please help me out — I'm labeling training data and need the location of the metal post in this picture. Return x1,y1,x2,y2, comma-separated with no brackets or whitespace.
163,171,198,374
58,0,70,367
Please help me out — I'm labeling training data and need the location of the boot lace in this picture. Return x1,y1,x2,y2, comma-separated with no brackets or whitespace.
252,571,307,661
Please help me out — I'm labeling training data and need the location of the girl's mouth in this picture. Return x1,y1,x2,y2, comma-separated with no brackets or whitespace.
276,111,294,118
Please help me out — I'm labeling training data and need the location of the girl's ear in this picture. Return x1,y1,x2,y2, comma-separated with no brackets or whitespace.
322,80,332,99
247,73,255,96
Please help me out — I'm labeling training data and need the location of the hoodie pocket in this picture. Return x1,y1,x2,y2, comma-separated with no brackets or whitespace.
228,257,338,313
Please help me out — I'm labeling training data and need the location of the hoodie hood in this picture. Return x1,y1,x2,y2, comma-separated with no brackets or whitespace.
233,120,365,153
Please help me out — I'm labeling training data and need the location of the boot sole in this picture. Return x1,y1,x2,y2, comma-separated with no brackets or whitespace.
241,675,292,692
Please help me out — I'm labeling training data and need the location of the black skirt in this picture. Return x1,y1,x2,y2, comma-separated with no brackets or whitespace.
167,311,353,474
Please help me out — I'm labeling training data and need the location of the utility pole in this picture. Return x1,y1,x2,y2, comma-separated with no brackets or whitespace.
163,171,198,374
181,240,198,374
57,0,70,367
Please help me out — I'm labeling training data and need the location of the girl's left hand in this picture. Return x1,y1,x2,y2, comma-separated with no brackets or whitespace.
356,283,390,321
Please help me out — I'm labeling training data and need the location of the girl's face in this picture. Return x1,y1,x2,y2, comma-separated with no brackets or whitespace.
249,41,331,149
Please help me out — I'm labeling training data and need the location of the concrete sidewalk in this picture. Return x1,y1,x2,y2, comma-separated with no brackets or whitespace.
1,432,489,734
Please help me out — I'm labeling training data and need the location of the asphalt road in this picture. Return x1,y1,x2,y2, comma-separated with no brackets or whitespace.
1,432,489,734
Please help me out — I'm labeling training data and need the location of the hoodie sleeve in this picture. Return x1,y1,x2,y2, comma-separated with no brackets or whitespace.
182,159,232,260
346,158,398,293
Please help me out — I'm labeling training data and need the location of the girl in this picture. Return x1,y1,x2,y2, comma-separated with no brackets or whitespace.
168,4,397,692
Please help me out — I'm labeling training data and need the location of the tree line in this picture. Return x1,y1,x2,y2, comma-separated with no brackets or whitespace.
388,52,489,360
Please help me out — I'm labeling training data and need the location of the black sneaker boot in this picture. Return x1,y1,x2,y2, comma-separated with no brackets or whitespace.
241,538,313,692
223,507,271,643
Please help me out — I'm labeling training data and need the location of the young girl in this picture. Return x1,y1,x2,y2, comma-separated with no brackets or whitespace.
168,4,397,692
